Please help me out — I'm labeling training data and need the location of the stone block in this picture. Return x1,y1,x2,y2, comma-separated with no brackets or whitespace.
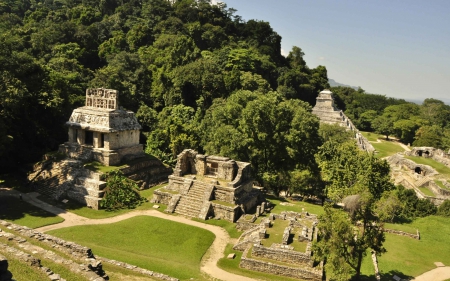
227,253,236,259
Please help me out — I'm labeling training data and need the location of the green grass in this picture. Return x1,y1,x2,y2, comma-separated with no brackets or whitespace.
262,219,289,247
384,223,417,234
418,186,435,197
37,183,168,219
192,217,242,239
361,216,450,279
265,194,324,216
1,252,51,281
83,161,121,173
48,216,215,280
361,131,386,142
217,243,303,281
405,156,450,176
371,141,406,158
435,180,450,190
0,195,64,228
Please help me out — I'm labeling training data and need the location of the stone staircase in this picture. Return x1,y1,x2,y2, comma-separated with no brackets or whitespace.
415,176,431,187
67,172,107,210
174,181,209,218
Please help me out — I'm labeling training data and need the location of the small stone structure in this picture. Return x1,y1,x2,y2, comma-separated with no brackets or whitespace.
312,89,374,152
233,211,322,280
151,149,264,222
28,88,171,209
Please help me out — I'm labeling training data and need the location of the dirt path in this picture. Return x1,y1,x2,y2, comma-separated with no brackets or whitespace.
16,192,257,281
412,266,450,281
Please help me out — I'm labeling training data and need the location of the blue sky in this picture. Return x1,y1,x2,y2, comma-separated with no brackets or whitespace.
217,0,450,103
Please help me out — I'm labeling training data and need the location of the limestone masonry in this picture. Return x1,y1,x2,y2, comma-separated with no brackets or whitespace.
151,149,265,222
388,147,450,206
28,88,171,209
312,89,374,152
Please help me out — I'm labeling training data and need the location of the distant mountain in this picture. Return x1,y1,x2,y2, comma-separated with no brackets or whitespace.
328,79,359,90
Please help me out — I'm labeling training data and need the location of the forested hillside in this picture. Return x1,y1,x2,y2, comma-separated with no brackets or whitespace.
0,0,329,173
331,87,450,149
1,0,448,187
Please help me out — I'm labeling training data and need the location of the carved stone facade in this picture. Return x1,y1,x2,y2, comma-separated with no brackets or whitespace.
59,88,144,166
312,89,374,152
152,149,264,222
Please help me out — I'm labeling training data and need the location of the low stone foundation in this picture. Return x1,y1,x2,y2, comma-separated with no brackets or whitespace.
240,245,323,281
384,228,420,240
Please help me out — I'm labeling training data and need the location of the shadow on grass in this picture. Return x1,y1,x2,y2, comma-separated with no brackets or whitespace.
0,194,59,221
359,270,413,281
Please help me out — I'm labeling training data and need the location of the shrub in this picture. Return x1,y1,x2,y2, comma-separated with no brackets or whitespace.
437,200,450,217
100,170,146,210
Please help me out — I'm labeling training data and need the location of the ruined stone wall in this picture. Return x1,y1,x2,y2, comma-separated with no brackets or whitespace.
107,130,140,150
427,181,450,196
228,162,252,188
240,246,323,281
251,245,311,265
213,185,235,203
211,203,239,222
384,229,420,240
151,190,174,205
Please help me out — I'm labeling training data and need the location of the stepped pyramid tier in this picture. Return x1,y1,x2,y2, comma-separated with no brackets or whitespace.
152,149,265,222
59,88,144,166
28,88,172,209
312,89,375,152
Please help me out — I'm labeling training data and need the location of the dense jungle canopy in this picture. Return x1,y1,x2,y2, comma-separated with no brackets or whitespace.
1,0,449,180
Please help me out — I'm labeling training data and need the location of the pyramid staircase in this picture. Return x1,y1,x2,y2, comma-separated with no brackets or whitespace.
174,181,210,218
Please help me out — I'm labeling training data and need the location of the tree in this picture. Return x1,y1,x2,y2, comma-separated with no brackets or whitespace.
101,170,146,210
314,203,385,280
372,115,394,140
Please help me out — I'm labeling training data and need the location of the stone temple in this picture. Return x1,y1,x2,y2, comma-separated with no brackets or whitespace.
59,88,144,165
312,89,374,152
151,149,265,222
28,88,171,209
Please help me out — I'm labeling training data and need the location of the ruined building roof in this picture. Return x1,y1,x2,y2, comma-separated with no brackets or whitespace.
65,88,141,133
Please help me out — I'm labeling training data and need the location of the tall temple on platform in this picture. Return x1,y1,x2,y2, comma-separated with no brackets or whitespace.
312,89,374,152
59,88,144,166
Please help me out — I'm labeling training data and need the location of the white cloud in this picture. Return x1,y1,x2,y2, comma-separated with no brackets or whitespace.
281,48,288,57
211,0,222,5
318,56,326,60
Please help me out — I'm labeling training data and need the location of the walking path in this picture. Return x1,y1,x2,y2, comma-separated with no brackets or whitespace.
412,266,450,281
5,190,258,281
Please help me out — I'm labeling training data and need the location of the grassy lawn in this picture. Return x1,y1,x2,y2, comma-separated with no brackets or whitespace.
361,216,450,279
435,180,450,190
48,216,215,280
371,141,406,158
361,131,386,142
2,251,51,281
0,194,64,228
192,217,242,239
405,156,450,177
262,219,289,247
37,183,167,219
265,194,324,216
217,243,302,281
418,186,435,197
